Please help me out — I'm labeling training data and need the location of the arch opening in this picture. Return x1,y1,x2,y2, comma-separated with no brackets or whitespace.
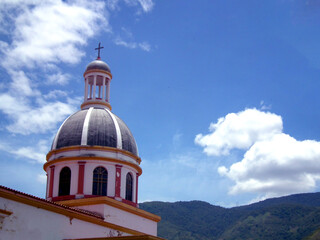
92,166,108,196
58,167,71,196
125,172,133,201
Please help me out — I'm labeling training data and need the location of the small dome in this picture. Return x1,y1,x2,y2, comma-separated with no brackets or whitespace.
51,108,138,156
85,59,111,73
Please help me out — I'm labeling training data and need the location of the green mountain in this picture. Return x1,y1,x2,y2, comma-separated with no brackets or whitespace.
140,193,320,240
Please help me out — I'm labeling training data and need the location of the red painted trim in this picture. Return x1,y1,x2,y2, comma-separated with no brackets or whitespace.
135,173,139,203
83,194,102,198
84,195,115,199
77,161,86,194
48,166,55,198
53,194,138,208
122,198,138,208
52,195,76,202
115,164,122,198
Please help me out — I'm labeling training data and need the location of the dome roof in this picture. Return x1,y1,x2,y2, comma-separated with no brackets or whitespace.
51,107,138,156
85,59,111,73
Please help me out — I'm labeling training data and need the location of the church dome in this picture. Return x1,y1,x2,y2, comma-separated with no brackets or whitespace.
85,59,111,73
51,107,138,156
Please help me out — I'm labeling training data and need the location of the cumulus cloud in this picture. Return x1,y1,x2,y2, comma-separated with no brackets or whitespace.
196,108,320,199
195,108,282,156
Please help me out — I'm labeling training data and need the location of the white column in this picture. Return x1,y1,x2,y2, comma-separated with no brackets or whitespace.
102,77,106,101
84,78,88,101
93,75,97,100
106,79,110,102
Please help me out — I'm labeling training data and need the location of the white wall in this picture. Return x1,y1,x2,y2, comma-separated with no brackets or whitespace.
77,203,158,236
0,197,130,240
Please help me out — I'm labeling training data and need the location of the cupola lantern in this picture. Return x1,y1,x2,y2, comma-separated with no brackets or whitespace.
81,42,113,110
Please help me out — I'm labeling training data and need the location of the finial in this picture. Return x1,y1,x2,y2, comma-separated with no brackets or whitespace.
95,42,104,60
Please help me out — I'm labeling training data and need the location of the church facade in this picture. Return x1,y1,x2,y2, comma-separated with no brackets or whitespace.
0,50,163,240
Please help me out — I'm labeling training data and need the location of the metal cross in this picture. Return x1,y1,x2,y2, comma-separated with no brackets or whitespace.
95,42,104,59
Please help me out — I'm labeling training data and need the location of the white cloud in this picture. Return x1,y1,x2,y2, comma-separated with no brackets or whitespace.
197,108,320,199
0,1,40,33
114,36,137,49
0,93,77,135
123,0,154,12
1,0,108,70
260,100,271,110
106,0,120,10
137,0,154,12
43,90,68,99
105,0,154,13
46,72,71,85
219,133,320,196
8,100,76,135
15,146,46,163
195,108,282,156
121,27,134,38
114,27,152,51
7,69,39,97
0,41,9,53
0,139,48,163
139,42,151,51
0,94,30,115
114,36,151,51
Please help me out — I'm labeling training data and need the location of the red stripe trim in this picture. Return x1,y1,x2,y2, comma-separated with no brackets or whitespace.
115,165,122,198
52,195,76,202
135,173,139,203
48,166,55,198
77,161,86,194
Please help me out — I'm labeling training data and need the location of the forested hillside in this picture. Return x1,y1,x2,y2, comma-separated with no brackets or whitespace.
140,192,320,240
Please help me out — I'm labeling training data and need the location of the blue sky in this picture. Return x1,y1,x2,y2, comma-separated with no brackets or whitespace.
1,0,320,207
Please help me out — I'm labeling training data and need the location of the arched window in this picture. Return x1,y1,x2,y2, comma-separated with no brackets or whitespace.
58,167,71,196
125,173,133,201
92,167,108,196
